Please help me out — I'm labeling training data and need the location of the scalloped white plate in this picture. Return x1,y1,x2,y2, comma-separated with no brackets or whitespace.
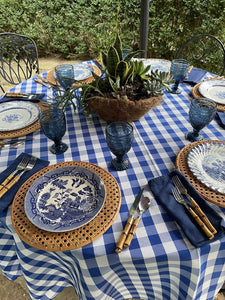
187,142,225,194
142,59,171,73
198,79,225,104
0,101,40,131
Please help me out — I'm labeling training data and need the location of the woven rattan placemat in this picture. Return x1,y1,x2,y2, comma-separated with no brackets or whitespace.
0,101,50,139
192,77,225,112
176,140,225,207
46,64,101,87
11,161,121,251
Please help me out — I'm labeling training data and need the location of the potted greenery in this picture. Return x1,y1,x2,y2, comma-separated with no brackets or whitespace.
55,34,172,122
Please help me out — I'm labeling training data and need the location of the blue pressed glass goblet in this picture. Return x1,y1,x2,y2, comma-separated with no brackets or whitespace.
39,108,68,155
170,59,190,94
186,98,217,142
105,122,134,171
55,64,74,90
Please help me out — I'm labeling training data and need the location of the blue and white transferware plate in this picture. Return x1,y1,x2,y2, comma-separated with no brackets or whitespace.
198,79,225,104
142,59,171,73
24,166,106,232
187,142,225,194
54,63,94,81
0,101,40,131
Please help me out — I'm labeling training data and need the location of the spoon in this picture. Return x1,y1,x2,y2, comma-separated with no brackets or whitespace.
124,196,150,249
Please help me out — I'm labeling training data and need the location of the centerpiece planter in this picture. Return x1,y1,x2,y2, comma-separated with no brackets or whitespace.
54,34,173,121
88,95,162,122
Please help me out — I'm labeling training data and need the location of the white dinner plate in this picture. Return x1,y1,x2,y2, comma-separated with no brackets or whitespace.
187,142,225,194
54,63,94,81
24,166,106,232
198,79,225,104
142,59,171,73
0,101,40,131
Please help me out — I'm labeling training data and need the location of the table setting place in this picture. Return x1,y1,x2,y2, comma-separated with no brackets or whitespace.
1,50,225,300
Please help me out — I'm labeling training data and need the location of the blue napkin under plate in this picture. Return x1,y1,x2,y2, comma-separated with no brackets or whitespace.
0,93,45,103
216,111,225,129
183,67,207,85
148,169,225,247
0,153,49,214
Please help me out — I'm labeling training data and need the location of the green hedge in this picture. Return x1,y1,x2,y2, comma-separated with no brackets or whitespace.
1,0,225,60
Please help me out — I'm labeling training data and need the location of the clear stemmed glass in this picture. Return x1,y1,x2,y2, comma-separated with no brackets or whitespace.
186,98,217,142
39,108,68,155
105,121,134,171
170,59,190,94
55,64,74,90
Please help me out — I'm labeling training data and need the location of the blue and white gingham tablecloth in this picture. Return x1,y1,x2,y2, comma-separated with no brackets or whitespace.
0,61,225,300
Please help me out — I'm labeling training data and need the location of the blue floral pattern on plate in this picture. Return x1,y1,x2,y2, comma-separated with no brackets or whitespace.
24,166,106,232
142,59,171,73
0,101,40,131
198,79,225,104
187,142,225,194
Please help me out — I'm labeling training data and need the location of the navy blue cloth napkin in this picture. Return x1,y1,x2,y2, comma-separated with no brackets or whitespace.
0,153,49,214
0,93,45,103
148,169,225,247
216,111,225,129
183,67,207,85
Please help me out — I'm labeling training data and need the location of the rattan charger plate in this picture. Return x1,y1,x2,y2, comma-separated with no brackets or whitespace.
11,161,121,251
176,140,225,207
0,101,50,139
192,77,225,112
46,64,101,87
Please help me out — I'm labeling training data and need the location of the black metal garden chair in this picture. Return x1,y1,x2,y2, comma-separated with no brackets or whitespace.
175,34,225,76
0,32,39,92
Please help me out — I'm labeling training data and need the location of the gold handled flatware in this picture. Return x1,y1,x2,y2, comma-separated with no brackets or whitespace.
0,157,29,191
172,187,214,240
124,197,150,249
0,156,37,198
115,188,144,253
172,176,217,235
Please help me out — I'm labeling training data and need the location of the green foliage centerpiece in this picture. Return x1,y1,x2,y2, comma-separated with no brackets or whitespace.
76,34,172,122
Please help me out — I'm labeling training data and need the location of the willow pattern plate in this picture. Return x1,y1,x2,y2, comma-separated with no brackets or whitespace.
0,101,40,131
198,79,225,104
24,166,106,232
187,142,225,194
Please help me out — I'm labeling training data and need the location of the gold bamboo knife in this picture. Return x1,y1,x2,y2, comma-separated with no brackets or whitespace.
115,188,144,253
172,176,217,235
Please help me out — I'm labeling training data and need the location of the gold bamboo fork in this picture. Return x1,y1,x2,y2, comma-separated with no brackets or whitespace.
0,156,29,192
172,176,217,235
172,187,214,240
0,156,37,198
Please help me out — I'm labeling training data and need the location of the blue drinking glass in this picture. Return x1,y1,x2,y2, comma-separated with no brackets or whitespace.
170,59,190,94
186,98,217,142
55,64,74,90
39,108,68,155
105,122,134,171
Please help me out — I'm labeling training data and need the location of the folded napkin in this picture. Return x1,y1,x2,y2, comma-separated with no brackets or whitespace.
183,67,207,85
0,93,45,103
0,153,49,214
216,112,225,129
148,169,225,247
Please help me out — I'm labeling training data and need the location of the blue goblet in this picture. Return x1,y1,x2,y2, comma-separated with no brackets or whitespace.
39,108,68,155
170,59,190,94
105,122,134,171
55,64,74,90
186,98,217,142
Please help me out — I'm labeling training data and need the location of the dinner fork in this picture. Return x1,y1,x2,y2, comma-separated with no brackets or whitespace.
172,187,214,240
0,156,37,198
0,156,29,192
172,176,217,234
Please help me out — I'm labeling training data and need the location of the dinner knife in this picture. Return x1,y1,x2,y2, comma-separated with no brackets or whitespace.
5,92,39,100
115,188,144,253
